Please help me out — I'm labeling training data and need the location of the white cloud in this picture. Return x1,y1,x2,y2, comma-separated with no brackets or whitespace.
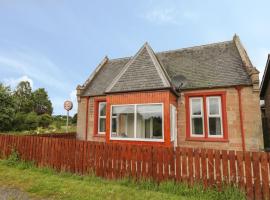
3,75,34,89
143,7,198,25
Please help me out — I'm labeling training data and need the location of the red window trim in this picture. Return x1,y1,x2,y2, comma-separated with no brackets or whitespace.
93,98,106,137
185,91,228,142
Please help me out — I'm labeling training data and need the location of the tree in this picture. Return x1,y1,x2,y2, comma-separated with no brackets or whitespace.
0,84,15,131
38,114,52,128
32,88,53,115
72,113,77,124
25,112,38,130
14,81,34,113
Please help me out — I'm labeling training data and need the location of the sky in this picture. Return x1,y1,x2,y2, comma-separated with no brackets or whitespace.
0,0,270,116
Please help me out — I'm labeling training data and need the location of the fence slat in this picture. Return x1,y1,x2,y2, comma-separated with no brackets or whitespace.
261,152,269,200
214,149,221,189
229,150,236,183
245,151,254,200
253,152,262,200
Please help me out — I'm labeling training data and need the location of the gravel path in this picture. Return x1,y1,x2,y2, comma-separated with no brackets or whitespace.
0,187,48,200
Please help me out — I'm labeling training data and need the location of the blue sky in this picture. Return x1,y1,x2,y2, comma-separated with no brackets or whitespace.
0,0,269,116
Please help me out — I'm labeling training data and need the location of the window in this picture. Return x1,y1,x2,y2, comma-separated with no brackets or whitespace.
98,102,106,134
186,92,227,140
207,97,223,137
190,98,204,137
111,105,134,138
170,105,177,141
111,104,163,141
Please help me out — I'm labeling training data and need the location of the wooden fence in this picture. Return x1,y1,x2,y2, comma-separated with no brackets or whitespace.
0,134,269,200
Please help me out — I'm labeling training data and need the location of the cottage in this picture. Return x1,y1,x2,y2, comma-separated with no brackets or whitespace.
76,35,263,151
260,54,270,148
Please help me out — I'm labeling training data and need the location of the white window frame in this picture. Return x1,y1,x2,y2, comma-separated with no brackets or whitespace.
98,102,106,135
207,96,223,138
170,104,177,142
110,103,164,142
190,97,204,137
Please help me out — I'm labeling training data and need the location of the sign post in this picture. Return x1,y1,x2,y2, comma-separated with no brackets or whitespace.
64,100,73,133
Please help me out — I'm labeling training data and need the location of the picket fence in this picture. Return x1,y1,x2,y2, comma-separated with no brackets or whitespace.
0,134,269,200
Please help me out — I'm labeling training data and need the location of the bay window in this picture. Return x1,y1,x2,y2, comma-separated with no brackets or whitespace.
111,103,163,141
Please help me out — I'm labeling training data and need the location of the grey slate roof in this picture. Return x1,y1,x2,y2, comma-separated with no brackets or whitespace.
81,40,252,96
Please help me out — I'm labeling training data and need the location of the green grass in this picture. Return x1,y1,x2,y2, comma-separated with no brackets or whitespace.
0,153,246,200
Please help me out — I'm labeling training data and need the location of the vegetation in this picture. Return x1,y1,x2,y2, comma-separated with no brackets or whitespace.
0,151,246,200
0,81,77,134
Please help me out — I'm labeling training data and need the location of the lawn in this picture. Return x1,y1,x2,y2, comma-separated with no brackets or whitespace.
0,157,246,200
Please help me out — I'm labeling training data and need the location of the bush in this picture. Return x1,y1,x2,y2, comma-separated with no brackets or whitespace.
13,112,27,131
38,114,52,128
25,112,38,130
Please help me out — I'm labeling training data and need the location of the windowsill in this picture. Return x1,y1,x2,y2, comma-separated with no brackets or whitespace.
93,134,106,138
186,137,229,142
110,137,164,142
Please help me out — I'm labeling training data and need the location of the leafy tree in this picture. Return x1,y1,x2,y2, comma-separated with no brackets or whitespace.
72,113,77,124
13,112,27,131
38,114,53,128
0,84,15,131
14,81,34,113
25,112,39,130
32,88,53,115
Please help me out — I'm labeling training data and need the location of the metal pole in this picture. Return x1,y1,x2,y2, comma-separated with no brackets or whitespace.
66,110,69,133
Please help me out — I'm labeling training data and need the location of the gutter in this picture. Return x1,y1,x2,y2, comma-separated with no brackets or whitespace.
236,86,246,151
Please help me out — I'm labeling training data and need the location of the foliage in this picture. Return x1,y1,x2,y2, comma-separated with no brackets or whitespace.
33,88,53,115
0,84,15,131
0,81,55,132
13,81,34,113
38,114,53,128
72,113,77,124
25,112,39,130
0,158,246,200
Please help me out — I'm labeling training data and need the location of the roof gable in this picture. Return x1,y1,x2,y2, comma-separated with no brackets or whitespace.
106,43,171,93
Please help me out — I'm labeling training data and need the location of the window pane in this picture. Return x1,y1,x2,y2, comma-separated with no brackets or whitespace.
209,117,222,135
209,98,219,115
99,118,106,133
192,118,203,135
99,103,106,116
111,106,134,138
191,99,202,115
111,118,117,133
136,104,162,139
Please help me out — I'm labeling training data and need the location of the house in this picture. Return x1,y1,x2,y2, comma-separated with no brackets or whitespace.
260,54,270,148
76,35,263,151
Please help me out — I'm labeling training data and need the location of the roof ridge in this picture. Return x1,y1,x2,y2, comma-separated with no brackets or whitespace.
106,40,233,61
108,56,131,62
156,40,233,55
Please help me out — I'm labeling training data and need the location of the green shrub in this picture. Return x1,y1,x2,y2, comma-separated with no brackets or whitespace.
25,112,39,130
38,114,52,128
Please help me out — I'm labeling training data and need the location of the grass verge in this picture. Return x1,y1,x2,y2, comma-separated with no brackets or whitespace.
0,152,246,200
